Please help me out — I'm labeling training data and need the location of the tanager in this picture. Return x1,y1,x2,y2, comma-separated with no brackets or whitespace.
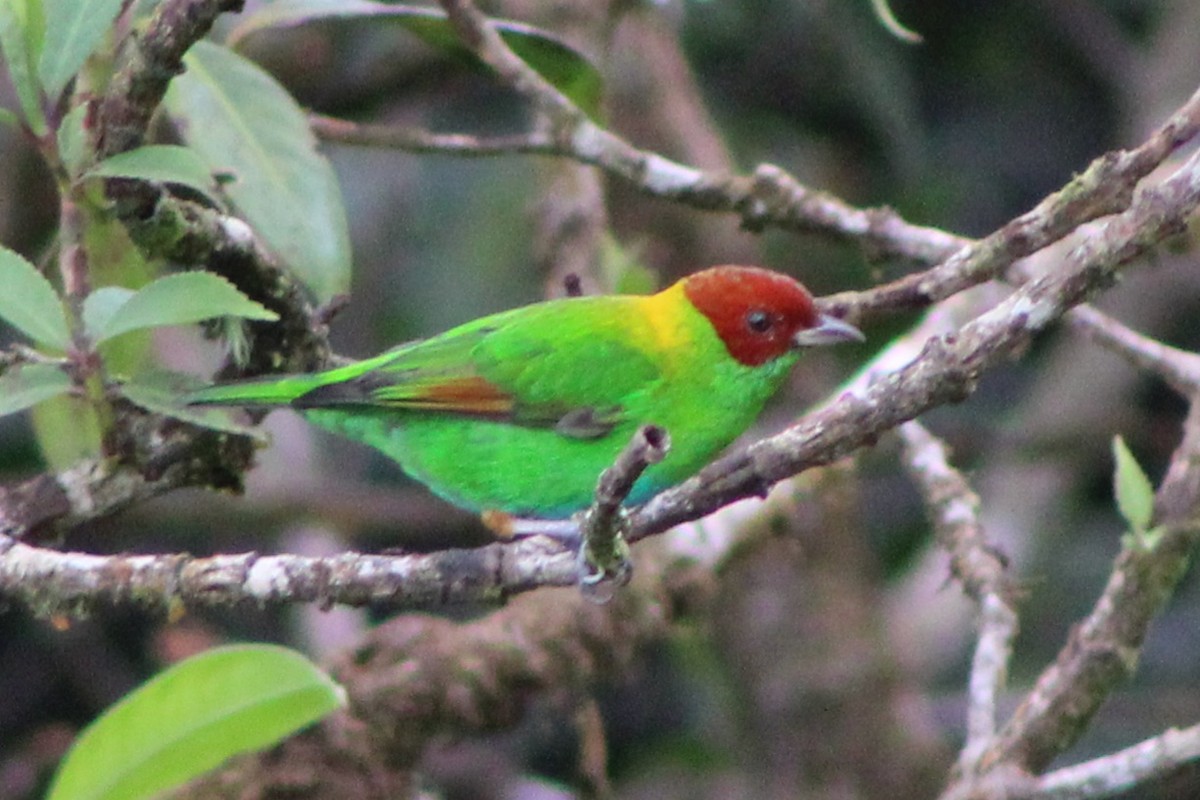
186,266,862,519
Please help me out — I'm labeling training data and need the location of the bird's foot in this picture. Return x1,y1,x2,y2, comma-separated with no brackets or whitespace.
578,533,632,604
480,508,631,604
577,505,633,604
481,510,582,548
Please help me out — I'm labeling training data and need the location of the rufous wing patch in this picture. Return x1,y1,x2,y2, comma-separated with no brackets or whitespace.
374,375,515,414
293,373,515,415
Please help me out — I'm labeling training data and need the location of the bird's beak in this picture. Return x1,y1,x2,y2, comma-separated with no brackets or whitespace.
792,314,865,348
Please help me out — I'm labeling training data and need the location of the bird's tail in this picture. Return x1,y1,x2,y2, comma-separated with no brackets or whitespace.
185,349,399,409
184,374,329,408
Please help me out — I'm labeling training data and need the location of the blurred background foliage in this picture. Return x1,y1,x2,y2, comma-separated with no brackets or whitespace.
2,0,1200,798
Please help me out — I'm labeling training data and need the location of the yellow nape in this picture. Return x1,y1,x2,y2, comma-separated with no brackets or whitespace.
637,281,697,355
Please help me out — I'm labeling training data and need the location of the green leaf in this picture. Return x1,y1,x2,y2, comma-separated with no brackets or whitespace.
0,0,49,134
88,272,279,343
118,369,268,440
81,212,159,375
31,393,102,468
56,100,89,177
81,285,134,341
0,245,70,350
20,0,43,61
1113,435,1155,533
47,644,346,800
0,107,19,127
164,41,351,303
87,144,218,199
227,1,603,120
0,363,72,417
38,0,125,99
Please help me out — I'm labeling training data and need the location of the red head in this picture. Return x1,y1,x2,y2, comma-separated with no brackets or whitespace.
681,266,862,366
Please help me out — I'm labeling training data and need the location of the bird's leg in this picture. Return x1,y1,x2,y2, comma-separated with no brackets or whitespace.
481,510,582,547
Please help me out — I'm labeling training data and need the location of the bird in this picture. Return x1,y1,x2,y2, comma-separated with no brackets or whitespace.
185,265,863,523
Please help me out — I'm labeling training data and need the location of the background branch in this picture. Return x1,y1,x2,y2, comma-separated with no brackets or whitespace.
899,421,1018,774
981,378,1200,775
1033,724,1200,800
96,0,245,158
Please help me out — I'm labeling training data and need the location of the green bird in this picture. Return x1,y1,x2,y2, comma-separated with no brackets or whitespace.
186,266,862,521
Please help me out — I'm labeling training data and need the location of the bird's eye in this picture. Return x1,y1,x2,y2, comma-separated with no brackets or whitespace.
745,310,773,333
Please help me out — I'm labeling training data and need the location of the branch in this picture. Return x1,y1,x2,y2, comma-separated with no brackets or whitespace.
0,429,669,615
981,380,1200,773
1069,304,1200,394
1033,724,1200,800
0,534,576,617
955,263,1200,781
0,403,253,544
93,0,329,379
899,421,1018,773
632,145,1200,542
97,0,245,158
8,0,1200,618
825,82,1200,317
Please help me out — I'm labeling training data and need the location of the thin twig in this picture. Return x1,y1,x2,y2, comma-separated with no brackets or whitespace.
1069,305,1200,394
309,113,556,156
579,424,670,594
899,421,1018,773
1032,723,1200,800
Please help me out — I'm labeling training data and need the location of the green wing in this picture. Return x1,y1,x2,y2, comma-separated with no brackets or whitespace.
293,299,663,440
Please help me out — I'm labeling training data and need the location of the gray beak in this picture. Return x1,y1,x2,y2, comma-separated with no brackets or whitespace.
792,313,865,348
